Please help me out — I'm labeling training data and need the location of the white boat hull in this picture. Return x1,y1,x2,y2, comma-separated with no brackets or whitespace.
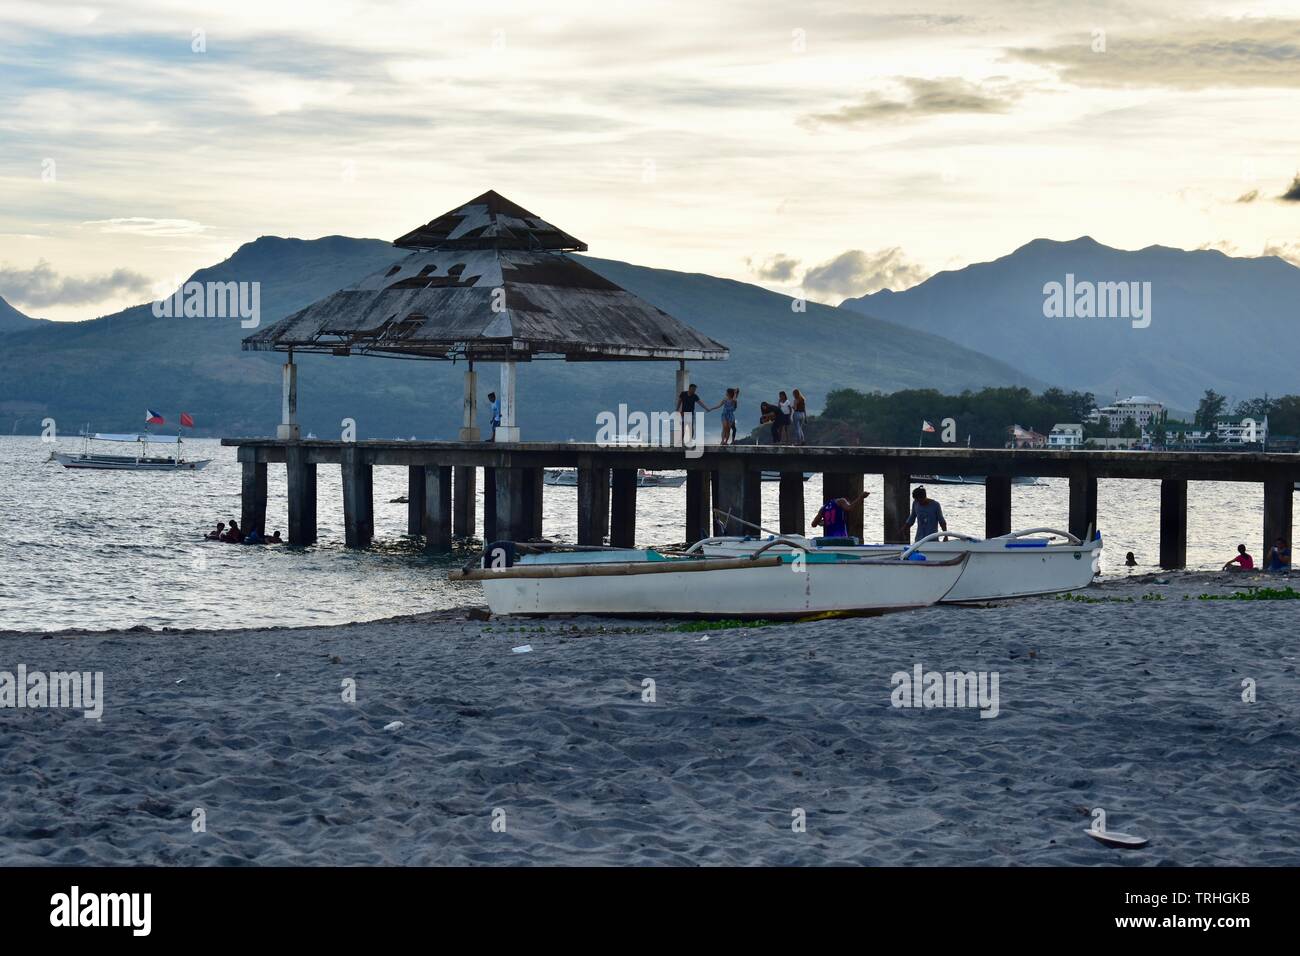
699,532,1100,602
458,552,967,618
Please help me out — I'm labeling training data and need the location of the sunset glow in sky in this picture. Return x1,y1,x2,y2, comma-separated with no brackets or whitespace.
2,0,1299,320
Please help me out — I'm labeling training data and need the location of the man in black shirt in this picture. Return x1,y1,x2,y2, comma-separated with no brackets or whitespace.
676,383,716,444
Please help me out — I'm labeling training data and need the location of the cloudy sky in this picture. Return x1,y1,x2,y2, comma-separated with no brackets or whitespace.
1,0,1298,321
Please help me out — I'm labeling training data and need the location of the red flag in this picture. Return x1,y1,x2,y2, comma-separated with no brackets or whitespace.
180,412,195,428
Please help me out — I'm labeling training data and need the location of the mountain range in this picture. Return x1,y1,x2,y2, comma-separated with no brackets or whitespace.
0,238,1041,439
840,237,1300,410
0,295,44,334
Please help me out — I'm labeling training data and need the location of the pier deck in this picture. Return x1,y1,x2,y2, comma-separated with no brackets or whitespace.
222,439,1298,568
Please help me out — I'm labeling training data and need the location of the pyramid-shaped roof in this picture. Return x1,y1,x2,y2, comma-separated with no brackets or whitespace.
393,190,586,252
244,191,727,363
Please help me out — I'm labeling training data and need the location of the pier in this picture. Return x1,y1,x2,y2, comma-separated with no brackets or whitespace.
223,439,1298,568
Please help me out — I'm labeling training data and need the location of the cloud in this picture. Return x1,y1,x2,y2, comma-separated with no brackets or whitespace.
1281,174,1300,202
83,217,208,237
747,253,801,282
1263,241,1300,266
0,259,152,307
801,248,929,300
803,77,1016,127
1008,20,1300,91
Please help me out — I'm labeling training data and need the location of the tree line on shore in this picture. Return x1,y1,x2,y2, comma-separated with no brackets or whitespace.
785,387,1300,448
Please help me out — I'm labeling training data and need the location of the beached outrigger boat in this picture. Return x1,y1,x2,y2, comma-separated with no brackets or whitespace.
51,432,212,471
450,542,968,618
694,527,1101,602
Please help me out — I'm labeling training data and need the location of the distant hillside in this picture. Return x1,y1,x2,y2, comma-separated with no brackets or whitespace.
0,237,1043,439
0,294,44,334
839,237,1300,409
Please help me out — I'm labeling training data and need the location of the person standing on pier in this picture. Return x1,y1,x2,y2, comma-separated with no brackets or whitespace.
719,387,740,444
812,489,869,539
676,383,715,444
791,389,807,445
775,391,792,444
903,486,947,542
487,391,500,441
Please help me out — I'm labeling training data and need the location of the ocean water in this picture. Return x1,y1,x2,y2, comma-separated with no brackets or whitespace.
0,435,1276,632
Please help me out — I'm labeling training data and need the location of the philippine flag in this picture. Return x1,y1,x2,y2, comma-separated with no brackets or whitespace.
180,412,195,428
921,420,936,433
146,409,165,425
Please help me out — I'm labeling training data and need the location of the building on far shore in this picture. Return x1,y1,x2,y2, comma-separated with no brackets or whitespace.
1048,423,1083,448
1006,424,1047,448
1087,395,1165,433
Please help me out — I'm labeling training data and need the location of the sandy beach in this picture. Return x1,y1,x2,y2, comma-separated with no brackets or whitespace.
1,570,1297,866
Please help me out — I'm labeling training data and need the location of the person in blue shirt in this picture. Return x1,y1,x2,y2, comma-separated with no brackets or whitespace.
903,486,947,542
487,391,501,440
1266,537,1291,572
811,489,869,539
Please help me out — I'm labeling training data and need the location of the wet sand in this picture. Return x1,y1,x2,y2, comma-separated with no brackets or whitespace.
1,570,1297,865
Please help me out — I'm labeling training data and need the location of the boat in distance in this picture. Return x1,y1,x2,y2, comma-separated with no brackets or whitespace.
912,474,1040,486
543,468,686,488
695,527,1101,603
450,542,968,619
51,433,212,471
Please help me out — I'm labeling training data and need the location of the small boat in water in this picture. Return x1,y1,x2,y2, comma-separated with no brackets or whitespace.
52,432,211,471
543,468,686,488
450,541,968,618
912,475,1040,486
760,470,813,482
695,527,1101,602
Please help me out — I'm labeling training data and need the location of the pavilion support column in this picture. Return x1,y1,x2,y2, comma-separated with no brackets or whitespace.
1263,479,1293,566
610,468,638,548
882,465,910,544
1159,478,1188,570
341,445,373,549
985,476,1012,539
285,445,316,546
1068,464,1098,542
824,472,864,540
779,472,805,536
407,466,426,536
494,362,520,443
453,466,477,539
685,469,711,543
240,460,267,538
483,468,498,542
577,459,610,545
276,354,300,441
423,465,453,553
459,363,481,442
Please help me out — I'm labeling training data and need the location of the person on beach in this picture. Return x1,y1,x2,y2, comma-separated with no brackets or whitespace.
903,486,947,542
675,383,715,444
205,522,225,540
1266,538,1291,572
487,391,500,440
719,388,740,445
811,489,869,539
791,389,807,445
1223,544,1254,571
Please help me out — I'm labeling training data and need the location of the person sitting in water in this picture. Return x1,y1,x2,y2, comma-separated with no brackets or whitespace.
1223,544,1254,571
1265,537,1291,572
221,519,242,543
205,522,225,540
903,486,947,542
811,489,869,539
242,527,264,545
1124,552,1137,567
267,530,283,544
